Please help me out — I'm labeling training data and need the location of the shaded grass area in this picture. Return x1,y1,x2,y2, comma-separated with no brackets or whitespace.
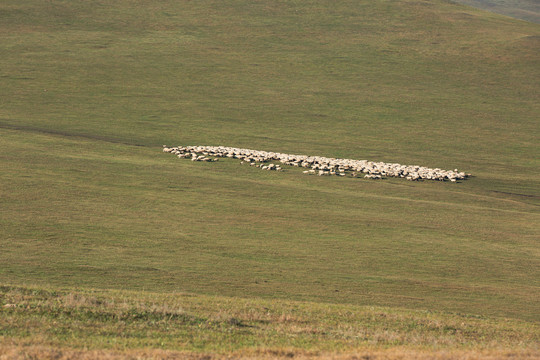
1,0,538,169
0,0,539,329
453,0,540,23
0,285,538,358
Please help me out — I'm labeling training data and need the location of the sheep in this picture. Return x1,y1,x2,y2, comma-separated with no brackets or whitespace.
162,145,469,182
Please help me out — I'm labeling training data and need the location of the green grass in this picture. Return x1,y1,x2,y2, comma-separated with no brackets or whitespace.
0,0,539,353
0,285,538,357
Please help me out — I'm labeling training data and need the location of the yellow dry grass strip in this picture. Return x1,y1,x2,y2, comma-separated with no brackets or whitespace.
0,342,538,360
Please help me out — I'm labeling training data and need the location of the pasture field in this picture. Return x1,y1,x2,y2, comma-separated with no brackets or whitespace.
0,0,539,357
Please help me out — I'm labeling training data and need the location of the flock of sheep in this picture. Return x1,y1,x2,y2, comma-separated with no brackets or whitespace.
162,145,470,182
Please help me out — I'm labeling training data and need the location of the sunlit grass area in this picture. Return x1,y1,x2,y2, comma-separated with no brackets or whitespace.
1,285,538,358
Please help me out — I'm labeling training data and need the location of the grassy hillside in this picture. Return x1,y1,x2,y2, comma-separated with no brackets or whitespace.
1,285,538,358
0,0,539,339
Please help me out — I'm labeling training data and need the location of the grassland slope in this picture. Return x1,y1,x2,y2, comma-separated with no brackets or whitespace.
0,0,539,329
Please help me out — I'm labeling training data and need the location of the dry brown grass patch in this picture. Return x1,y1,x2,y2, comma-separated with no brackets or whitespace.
1,343,539,360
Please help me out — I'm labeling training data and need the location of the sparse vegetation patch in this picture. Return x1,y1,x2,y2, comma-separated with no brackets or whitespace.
1,285,538,359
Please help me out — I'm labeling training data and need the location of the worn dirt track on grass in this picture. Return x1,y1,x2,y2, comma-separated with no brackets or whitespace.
0,121,146,147
1,344,538,360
